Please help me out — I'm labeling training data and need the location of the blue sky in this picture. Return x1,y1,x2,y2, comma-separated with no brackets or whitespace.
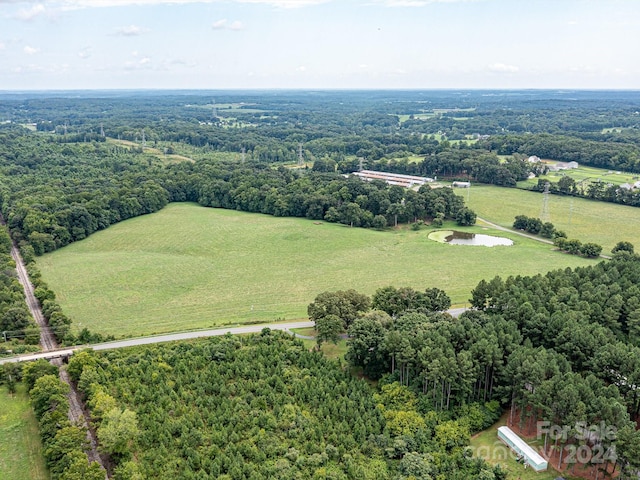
0,0,638,90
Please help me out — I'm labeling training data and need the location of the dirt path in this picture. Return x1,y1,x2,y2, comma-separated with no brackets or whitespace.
476,216,554,245
477,216,611,259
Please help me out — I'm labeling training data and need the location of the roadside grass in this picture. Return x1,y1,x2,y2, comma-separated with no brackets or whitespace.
292,326,349,362
0,384,48,480
471,415,580,480
38,203,596,338
458,184,640,253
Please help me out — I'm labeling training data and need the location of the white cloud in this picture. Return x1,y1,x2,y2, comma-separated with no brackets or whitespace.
488,62,519,73
235,0,329,7
212,18,227,29
12,64,45,74
0,42,5,51
212,18,244,30
23,45,40,55
123,54,152,70
380,0,475,6
115,24,148,36
296,65,306,71
3,0,330,8
78,46,92,59
14,3,47,21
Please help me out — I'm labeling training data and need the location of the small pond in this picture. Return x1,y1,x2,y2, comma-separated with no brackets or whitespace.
428,230,513,247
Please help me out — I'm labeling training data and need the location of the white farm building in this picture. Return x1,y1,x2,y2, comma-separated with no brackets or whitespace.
497,426,548,472
352,170,434,188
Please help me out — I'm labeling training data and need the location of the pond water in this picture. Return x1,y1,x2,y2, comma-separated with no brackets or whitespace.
428,230,513,247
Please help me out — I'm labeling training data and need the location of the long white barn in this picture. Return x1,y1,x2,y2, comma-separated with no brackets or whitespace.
352,170,434,188
497,426,548,472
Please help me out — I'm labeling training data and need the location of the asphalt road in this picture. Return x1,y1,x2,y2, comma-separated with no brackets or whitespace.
0,308,472,365
0,320,315,365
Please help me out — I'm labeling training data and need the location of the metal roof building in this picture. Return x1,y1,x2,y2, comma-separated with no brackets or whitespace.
497,426,548,472
351,170,434,188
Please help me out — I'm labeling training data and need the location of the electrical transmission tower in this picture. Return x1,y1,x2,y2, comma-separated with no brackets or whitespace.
241,147,246,163
298,143,304,167
141,129,146,148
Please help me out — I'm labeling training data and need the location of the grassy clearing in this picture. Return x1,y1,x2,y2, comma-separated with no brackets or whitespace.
398,113,435,122
471,416,579,480
518,162,640,189
291,327,349,361
458,184,640,253
0,384,48,480
37,203,596,338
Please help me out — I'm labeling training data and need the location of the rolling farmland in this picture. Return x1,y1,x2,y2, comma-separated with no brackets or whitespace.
37,202,596,338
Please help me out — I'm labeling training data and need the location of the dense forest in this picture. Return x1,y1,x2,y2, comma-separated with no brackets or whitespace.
0,225,39,348
309,254,640,477
61,331,506,480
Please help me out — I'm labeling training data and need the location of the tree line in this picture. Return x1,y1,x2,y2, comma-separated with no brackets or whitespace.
0,128,475,260
307,254,640,477
512,215,603,258
0,225,40,350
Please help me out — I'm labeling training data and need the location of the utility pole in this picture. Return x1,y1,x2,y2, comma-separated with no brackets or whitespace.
2,331,7,342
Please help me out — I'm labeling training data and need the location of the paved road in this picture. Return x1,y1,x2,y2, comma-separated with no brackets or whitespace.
0,321,315,365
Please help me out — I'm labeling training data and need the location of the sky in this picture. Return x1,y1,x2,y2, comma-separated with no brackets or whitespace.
0,0,639,90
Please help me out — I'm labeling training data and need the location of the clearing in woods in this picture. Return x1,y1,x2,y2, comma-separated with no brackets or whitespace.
37,203,595,338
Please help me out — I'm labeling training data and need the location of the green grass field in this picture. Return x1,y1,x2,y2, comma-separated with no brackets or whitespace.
0,384,48,480
459,184,640,253
518,162,640,189
37,203,596,338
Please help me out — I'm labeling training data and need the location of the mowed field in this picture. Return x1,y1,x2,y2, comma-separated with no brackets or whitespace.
458,185,640,253
518,163,640,189
0,385,48,480
37,203,596,338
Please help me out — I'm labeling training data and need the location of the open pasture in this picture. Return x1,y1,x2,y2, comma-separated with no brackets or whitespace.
458,184,640,253
518,162,639,188
0,384,48,480
38,203,595,338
